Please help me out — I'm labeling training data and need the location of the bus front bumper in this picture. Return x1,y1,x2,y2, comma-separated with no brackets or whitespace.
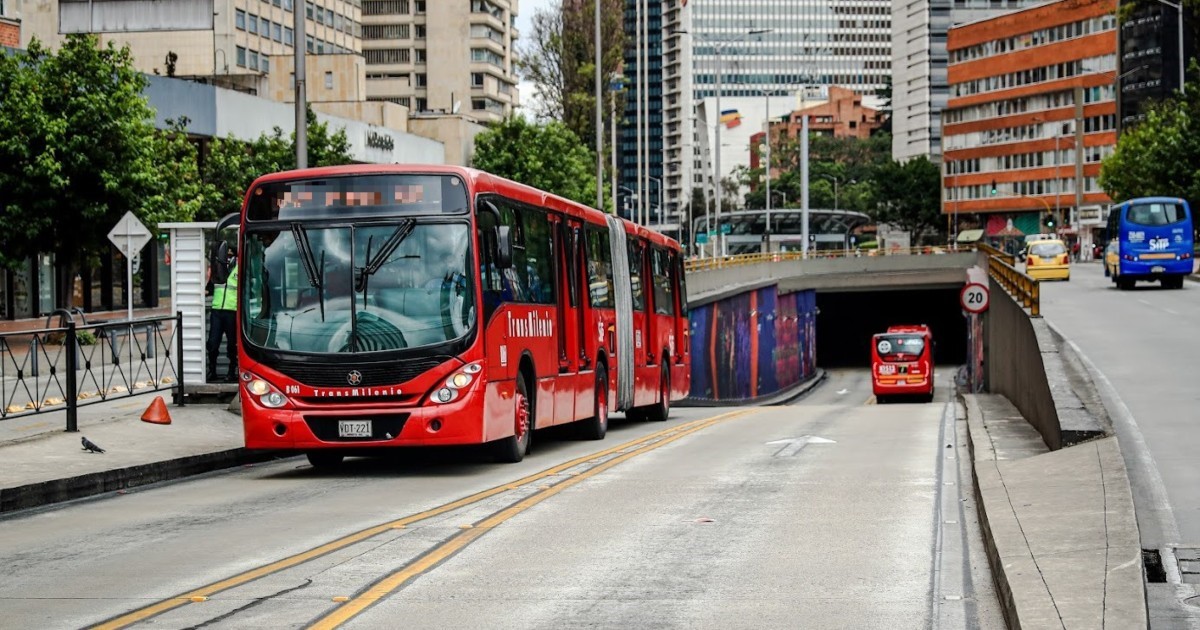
873,376,931,396
1117,258,1192,279
243,388,486,450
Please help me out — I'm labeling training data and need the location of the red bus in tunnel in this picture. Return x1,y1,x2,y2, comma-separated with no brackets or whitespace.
232,165,690,467
871,325,934,403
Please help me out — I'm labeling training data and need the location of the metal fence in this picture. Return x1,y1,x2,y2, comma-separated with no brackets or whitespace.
0,310,184,431
684,244,978,272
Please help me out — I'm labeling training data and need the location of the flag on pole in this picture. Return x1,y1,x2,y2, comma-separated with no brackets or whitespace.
720,109,743,128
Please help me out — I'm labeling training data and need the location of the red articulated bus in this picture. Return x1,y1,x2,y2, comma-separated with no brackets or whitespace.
233,165,690,467
870,325,935,404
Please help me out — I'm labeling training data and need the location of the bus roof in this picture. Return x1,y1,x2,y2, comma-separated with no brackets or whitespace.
882,325,930,335
244,164,682,252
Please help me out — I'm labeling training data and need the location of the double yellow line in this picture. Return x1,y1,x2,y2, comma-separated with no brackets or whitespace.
92,409,750,630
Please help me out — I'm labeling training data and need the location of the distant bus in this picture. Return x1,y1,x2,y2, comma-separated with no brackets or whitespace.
233,165,690,467
871,325,935,404
1103,197,1193,290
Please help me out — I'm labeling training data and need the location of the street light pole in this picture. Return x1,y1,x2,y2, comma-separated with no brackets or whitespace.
293,0,307,169
648,176,662,228
594,0,603,211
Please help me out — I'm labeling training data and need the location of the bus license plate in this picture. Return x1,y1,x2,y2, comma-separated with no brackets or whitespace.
879,365,896,375
1151,266,1165,273
338,420,372,438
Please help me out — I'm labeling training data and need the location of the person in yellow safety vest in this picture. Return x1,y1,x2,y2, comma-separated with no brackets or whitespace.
207,249,239,382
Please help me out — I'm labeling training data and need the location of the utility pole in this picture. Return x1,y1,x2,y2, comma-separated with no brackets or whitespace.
594,0,603,211
293,0,307,169
1073,86,1083,233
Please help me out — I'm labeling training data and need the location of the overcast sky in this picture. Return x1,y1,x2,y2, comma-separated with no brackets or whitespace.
515,0,555,114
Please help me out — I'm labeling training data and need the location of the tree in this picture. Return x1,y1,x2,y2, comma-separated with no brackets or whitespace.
1099,80,1200,204
142,118,213,229
200,107,353,221
870,156,944,243
0,35,168,303
518,0,624,149
473,116,611,211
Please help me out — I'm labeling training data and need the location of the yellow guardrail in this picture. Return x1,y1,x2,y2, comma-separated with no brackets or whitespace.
987,254,1040,317
683,244,974,272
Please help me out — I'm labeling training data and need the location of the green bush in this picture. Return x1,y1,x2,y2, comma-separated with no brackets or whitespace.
76,330,97,346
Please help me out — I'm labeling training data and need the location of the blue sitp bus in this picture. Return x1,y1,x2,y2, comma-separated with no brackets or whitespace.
1103,197,1194,290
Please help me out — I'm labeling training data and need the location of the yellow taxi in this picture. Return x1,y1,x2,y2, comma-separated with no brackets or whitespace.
1024,238,1071,281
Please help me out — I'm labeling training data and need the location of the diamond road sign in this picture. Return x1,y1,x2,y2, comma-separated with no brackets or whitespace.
107,211,152,258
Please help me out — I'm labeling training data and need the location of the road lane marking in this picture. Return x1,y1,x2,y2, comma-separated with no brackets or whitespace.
89,409,751,630
307,410,753,629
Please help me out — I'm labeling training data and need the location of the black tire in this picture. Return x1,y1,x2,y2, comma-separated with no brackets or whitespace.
306,451,345,469
876,395,888,405
492,376,532,463
578,365,609,440
1166,276,1185,289
644,363,671,422
1117,277,1134,291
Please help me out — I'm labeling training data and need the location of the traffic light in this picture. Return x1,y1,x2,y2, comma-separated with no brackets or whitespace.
989,180,997,196
1044,214,1055,229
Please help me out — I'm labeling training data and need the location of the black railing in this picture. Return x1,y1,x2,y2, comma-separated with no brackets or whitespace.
0,311,184,431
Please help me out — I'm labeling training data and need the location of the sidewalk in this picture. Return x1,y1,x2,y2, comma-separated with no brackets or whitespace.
0,390,274,514
964,393,1146,629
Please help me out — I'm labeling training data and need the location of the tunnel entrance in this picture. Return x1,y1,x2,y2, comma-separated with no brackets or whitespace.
816,288,969,368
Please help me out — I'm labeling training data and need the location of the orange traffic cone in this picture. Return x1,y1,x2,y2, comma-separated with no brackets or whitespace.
141,395,172,425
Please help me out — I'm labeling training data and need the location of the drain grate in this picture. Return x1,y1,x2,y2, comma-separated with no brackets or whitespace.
1143,549,1168,583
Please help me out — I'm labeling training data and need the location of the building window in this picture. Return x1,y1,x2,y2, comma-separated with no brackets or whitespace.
471,72,484,87
284,0,293,11
416,97,427,111
415,0,425,12
249,50,259,69
363,0,409,15
363,24,410,39
262,56,270,73
273,23,282,42
415,73,427,87
305,1,313,19
415,24,426,39
235,9,246,30
248,13,258,34
364,49,411,64
236,46,246,67
414,48,426,63
471,48,504,67
285,26,294,45
325,71,333,89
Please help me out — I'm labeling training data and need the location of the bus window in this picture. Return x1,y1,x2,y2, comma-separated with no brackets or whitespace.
652,248,674,316
519,207,554,305
586,226,614,308
627,238,645,312
1127,202,1187,226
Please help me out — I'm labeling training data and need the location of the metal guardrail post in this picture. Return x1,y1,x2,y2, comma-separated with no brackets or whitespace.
175,311,185,407
65,321,78,432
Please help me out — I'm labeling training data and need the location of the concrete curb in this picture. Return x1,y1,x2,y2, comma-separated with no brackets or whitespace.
677,368,827,408
0,448,285,515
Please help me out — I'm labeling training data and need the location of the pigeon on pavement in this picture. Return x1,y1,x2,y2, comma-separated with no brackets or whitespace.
81,436,106,454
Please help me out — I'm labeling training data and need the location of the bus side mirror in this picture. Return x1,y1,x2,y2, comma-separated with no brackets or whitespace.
495,226,514,270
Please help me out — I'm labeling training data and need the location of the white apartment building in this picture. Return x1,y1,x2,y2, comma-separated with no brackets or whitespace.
662,0,891,221
362,0,519,121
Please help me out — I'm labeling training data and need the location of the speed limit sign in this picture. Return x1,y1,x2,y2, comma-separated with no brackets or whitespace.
960,282,989,313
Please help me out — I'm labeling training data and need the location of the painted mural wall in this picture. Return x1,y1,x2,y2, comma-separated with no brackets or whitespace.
688,287,817,402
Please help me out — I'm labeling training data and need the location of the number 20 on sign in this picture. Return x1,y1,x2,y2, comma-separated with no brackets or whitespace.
960,282,989,314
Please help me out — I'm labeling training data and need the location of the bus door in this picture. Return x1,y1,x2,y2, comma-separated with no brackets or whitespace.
627,238,651,405
551,217,581,422
569,219,594,420
671,252,689,397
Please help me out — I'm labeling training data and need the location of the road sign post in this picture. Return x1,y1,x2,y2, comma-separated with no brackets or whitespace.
107,212,153,321
960,282,990,314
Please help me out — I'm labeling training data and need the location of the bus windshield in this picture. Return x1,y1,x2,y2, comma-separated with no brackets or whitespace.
875,334,926,361
241,220,475,354
1127,202,1187,226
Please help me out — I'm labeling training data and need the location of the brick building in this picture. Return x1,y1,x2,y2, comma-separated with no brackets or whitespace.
1,2,19,48
749,86,885,172
942,0,1117,251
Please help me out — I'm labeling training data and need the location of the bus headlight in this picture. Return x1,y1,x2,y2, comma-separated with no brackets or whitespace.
243,373,291,409
248,379,271,396
261,391,287,408
436,388,456,403
448,372,473,389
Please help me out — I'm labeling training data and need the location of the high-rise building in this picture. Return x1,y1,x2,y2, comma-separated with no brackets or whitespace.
362,0,519,120
1117,0,1196,129
659,0,891,228
942,0,1117,250
619,0,664,225
891,0,1044,165
19,0,362,94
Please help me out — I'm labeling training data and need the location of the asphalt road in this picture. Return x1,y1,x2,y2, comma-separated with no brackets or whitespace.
0,369,1002,629
1039,263,1200,626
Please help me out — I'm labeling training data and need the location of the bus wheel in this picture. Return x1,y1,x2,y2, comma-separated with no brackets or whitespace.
306,451,344,469
578,365,609,440
644,364,670,422
1117,277,1134,291
493,377,532,462
1166,276,1185,289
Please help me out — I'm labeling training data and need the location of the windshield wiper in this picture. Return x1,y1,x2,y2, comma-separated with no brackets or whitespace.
291,223,326,321
355,219,416,293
